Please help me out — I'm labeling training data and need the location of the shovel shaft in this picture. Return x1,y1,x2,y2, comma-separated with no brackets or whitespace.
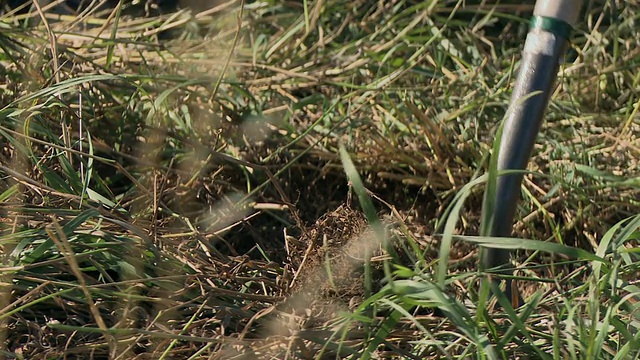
481,0,583,304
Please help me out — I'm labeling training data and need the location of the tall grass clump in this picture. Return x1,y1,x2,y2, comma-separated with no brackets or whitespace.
0,0,639,358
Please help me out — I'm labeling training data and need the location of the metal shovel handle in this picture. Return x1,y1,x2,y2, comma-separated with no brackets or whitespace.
481,0,583,307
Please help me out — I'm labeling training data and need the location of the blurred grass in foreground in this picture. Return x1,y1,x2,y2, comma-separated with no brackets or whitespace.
1,0,640,358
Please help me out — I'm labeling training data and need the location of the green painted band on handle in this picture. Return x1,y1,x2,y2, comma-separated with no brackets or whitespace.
530,16,573,38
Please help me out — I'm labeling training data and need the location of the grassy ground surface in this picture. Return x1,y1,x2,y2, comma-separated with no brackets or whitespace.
1,0,640,358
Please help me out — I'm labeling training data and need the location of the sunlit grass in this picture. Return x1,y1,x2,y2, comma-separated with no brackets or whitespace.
0,0,639,358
